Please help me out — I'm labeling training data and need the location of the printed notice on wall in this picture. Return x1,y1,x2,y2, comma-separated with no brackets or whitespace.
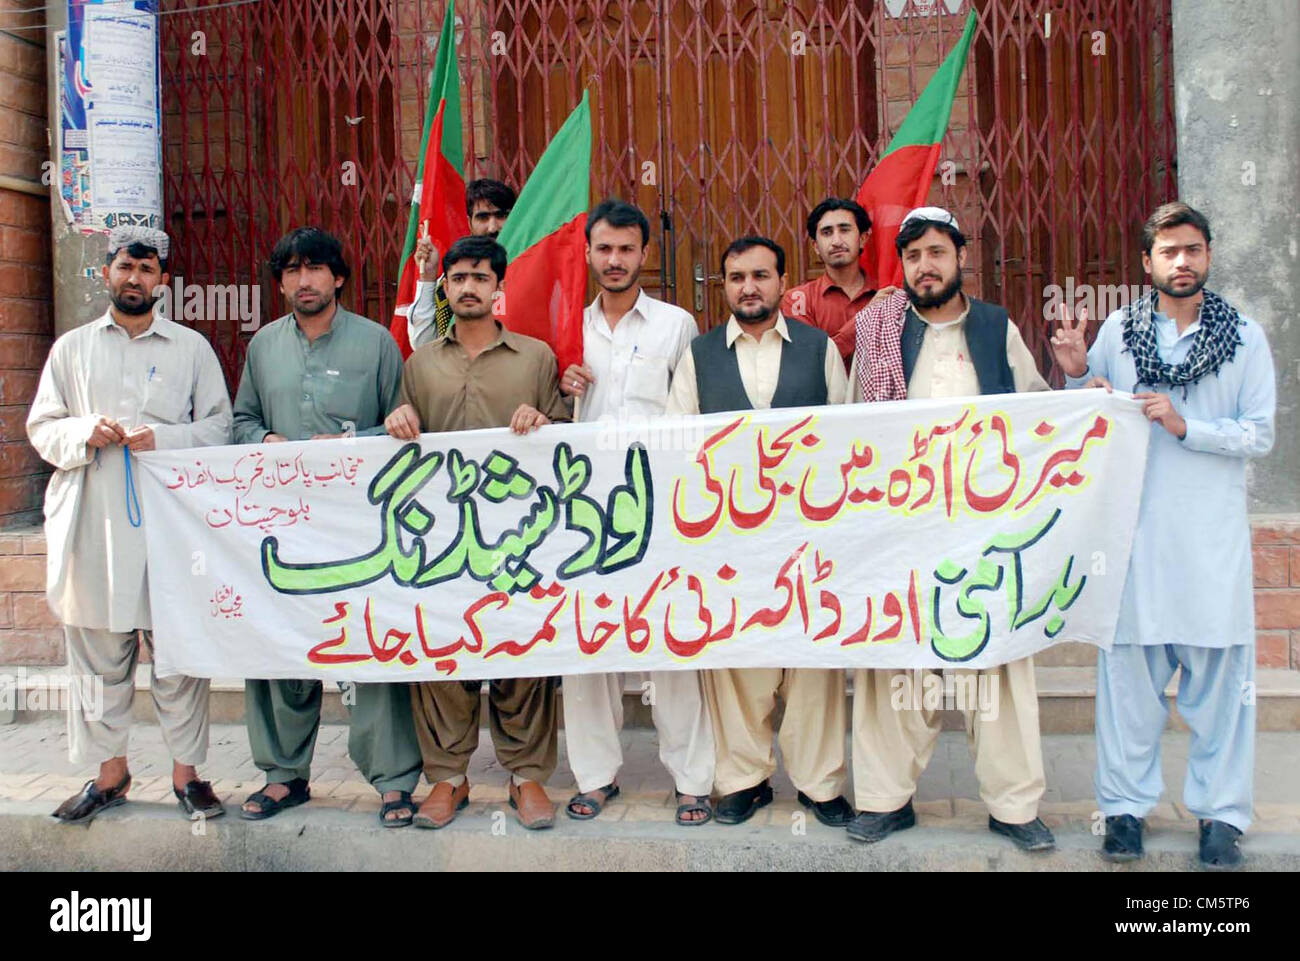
58,0,161,229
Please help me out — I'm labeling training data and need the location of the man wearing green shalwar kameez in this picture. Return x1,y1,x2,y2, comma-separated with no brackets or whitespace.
232,227,421,826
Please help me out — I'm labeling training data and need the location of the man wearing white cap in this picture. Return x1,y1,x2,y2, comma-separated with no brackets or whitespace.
27,226,233,823
845,207,1055,851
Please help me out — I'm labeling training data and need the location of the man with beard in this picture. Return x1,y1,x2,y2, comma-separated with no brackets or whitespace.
781,197,896,367
846,207,1055,852
666,236,853,827
557,199,714,825
407,178,517,348
232,227,419,826
28,226,232,823
385,235,570,830
1052,202,1275,869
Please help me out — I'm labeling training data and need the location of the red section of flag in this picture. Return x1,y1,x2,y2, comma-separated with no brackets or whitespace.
498,214,588,375
855,142,941,290
389,102,469,357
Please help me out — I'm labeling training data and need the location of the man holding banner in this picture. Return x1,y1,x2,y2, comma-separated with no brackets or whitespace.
667,236,853,827
558,199,714,825
846,207,1056,852
231,227,420,827
385,235,570,831
407,178,516,349
1053,202,1276,869
28,227,233,824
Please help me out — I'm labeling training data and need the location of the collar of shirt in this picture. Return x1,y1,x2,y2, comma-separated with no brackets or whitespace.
815,270,872,303
585,288,650,338
439,319,521,353
286,305,355,346
726,313,790,349
909,293,971,331
97,310,175,340
1153,310,1202,347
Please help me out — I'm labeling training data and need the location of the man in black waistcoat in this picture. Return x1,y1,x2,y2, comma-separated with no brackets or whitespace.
845,206,1055,852
666,236,853,827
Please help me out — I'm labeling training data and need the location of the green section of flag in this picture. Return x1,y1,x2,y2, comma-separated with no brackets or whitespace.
429,3,463,177
399,2,460,266
497,91,592,261
882,10,976,157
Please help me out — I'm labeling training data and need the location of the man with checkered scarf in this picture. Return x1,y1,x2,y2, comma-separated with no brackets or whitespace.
846,207,1056,853
1052,201,1275,869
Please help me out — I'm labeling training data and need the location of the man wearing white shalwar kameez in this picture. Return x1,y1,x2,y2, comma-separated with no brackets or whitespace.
26,227,233,824
1052,202,1275,869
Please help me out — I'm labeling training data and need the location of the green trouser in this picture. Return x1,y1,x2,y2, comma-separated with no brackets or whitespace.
244,679,422,794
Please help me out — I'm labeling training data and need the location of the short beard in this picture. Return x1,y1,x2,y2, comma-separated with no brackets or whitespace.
292,293,334,316
110,289,154,316
904,273,963,310
1153,272,1206,300
600,267,640,294
732,301,777,324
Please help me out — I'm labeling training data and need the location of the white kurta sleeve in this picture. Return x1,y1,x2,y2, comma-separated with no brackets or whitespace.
26,340,97,471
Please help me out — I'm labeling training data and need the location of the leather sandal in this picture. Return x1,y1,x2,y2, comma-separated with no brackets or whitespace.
675,791,713,826
240,778,310,820
508,779,555,830
379,790,417,828
413,780,469,829
566,782,619,821
174,779,226,820
52,772,131,824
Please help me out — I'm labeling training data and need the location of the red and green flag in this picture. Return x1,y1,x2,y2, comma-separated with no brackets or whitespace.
496,90,591,375
390,1,468,357
856,10,976,288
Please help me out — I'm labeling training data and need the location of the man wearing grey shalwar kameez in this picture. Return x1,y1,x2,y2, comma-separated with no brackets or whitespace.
27,226,233,823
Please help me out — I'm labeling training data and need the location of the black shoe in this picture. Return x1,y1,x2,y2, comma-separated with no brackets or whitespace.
174,778,226,820
989,815,1056,852
714,781,774,825
1199,819,1244,870
796,791,854,827
52,773,131,824
846,799,916,843
1101,814,1144,862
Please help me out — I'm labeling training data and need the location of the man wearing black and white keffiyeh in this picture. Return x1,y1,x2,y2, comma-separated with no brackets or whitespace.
1051,201,1276,871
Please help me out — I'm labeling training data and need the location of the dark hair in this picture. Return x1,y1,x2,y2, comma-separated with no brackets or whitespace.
720,236,785,276
465,178,517,217
106,242,168,274
442,235,507,282
585,198,651,245
806,197,870,239
894,218,966,255
1141,201,1212,253
267,227,350,283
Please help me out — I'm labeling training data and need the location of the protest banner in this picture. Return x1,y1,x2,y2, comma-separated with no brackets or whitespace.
136,389,1148,681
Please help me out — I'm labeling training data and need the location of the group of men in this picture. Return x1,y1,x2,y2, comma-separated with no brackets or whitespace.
27,177,1275,869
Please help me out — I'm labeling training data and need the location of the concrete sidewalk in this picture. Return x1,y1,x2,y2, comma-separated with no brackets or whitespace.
2,718,1298,871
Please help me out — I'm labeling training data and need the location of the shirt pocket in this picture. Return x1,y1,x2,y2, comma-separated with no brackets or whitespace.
141,380,190,425
319,367,374,427
623,352,670,409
